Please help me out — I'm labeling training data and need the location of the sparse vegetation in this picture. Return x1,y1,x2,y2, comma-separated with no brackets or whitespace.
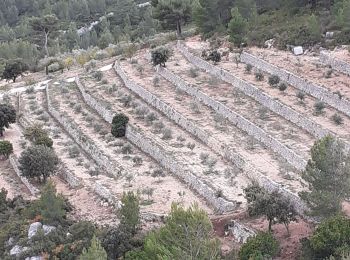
331,113,343,125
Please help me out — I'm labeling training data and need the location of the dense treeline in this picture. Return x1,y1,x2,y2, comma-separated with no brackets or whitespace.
0,0,157,71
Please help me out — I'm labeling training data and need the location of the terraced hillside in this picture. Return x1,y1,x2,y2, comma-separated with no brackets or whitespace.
2,37,350,229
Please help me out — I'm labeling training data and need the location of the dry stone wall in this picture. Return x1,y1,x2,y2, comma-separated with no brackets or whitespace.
16,94,82,189
177,42,307,171
320,51,350,76
45,85,124,178
157,66,308,215
241,51,350,117
125,125,235,214
75,78,114,123
9,155,39,196
77,74,236,213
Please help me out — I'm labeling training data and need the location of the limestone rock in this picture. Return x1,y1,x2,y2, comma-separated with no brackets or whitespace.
42,225,56,235
10,245,28,256
25,257,43,260
264,39,275,49
293,46,303,56
28,222,42,239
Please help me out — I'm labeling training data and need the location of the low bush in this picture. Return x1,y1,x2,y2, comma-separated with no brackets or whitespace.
206,50,221,64
268,75,280,87
314,101,326,115
278,82,288,92
239,232,279,260
255,71,264,81
92,71,103,81
151,46,171,67
111,114,129,138
331,113,343,125
0,140,13,158
245,64,253,74
297,91,306,101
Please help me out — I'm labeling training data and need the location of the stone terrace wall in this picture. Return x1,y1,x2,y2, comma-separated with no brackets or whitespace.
241,51,350,117
174,48,330,140
177,42,307,171
77,73,236,213
45,85,125,178
9,154,39,196
57,163,81,189
126,125,235,214
157,66,308,215
17,94,81,189
320,51,350,76
114,63,210,143
75,78,114,123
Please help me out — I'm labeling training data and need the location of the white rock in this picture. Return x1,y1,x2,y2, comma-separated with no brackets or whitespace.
42,225,56,235
264,39,275,49
28,222,42,239
6,237,15,247
25,256,43,260
10,245,28,256
293,46,304,56
325,32,334,38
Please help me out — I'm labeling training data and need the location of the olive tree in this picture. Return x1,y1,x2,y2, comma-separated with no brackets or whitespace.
0,103,16,136
19,145,59,183
0,140,13,158
244,182,297,234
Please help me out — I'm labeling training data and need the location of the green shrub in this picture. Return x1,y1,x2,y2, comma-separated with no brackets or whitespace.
278,82,288,92
245,64,253,74
151,46,171,67
0,140,13,158
111,114,129,138
303,215,350,259
268,75,280,87
314,101,326,115
255,71,264,81
24,124,53,148
206,50,221,64
297,91,306,101
331,113,343,125
239,232,279,260
92,71,103,81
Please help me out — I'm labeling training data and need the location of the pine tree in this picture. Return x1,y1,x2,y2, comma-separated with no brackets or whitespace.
80,235,107,260
300,135,350,218
228,7,248,46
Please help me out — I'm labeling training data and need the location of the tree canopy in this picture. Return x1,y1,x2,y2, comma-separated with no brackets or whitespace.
300,135,350,218
19,145,59,183
126,203,221,259
0,103,16,136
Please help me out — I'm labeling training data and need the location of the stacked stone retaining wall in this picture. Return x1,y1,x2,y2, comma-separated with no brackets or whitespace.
156,66,308,215
240,51,350,117
320,51,350,76
76,75,235,213
177,42,307,171
45,85,124,178
16,93,82,188
9,155,39,196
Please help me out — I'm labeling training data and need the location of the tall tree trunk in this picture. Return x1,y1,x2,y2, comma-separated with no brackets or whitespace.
268,219,272,232
44,30,49,57
176,19,182,37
